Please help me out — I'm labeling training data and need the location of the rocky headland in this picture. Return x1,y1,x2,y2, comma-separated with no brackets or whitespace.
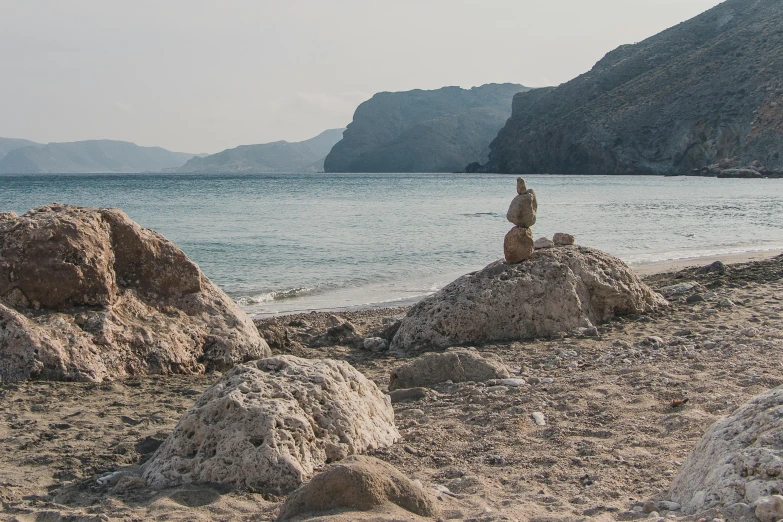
324,83,527,173
480,0,783,175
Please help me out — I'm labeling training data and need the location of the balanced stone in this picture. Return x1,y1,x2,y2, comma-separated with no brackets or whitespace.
504,226,534,263
553,232,575,246
516,177,527,194
507,189,537,227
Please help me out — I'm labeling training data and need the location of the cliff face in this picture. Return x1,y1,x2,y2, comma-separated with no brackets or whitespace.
177,129,344,174
485,0,783,175
324,84,527,173
0,140,198,174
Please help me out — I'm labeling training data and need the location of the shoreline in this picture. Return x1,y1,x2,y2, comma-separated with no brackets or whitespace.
247,248,783,318
630,248,783,276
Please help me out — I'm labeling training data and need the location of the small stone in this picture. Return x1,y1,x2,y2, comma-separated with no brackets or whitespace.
697,260,727,275
755,495,783,522
643,500,658,513
686,293,706,304
657,500,680,511
497,378,526,387
363,337,389,352
534,237,554,249
516,177,527,194
504,226,534,264
647,512,660,519
506,190,537,227
553,232,575,246
581,326,599,337
718,299,735,308
531,412,546,426
388,387,429,404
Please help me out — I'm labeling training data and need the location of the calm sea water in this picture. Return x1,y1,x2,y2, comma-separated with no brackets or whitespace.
2,173,782,316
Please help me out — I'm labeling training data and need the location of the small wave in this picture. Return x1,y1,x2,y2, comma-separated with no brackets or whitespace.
460,212,502,218
235,287,314,306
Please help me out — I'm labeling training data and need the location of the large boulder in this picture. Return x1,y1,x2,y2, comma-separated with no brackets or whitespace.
277,455,437,520
142,355,399,494
389,349,510,391
669,385,783,514
391,246,667,351
0,204,269,382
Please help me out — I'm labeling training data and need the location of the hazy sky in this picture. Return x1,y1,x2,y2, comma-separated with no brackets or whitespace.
1,0,723,154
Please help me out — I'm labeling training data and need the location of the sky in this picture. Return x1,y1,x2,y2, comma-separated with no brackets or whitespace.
0,0,724,154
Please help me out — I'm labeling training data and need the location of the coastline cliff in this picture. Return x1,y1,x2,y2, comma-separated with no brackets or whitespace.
482,0,783,175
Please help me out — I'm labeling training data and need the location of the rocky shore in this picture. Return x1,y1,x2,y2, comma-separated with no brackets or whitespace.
2,252,782,521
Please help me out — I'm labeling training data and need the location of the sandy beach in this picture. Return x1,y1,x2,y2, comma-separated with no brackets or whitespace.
2,252,782,521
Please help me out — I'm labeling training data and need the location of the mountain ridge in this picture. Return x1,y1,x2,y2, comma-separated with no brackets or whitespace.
0,140,199,174
482,0,783,175
176,129,345,174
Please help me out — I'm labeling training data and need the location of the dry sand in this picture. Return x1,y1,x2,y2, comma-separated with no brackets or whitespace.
1,254,782,521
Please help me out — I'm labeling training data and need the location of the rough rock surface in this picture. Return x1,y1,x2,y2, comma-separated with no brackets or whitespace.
391,246,668,350
389,349,510,391
142,356,399,494
503,226,534,264
276,455,437,520
482,0,783,175
669,385,783,514
0,204,269,382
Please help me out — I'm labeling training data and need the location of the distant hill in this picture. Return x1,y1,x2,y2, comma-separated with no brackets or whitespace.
323,83,527,173
0,138,40,160
0,140,198,174
177,129,345,173
483,0,783,175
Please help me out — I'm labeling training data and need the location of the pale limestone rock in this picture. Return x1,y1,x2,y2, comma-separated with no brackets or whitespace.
534,237,554,249
391,246,668,351
516,177,527,194
389,349,510,390
142,355,399,494
553,232,575,246
506,190,537,227
0,204,268,382
276,455,437,520
503,226,534,264
669,385,783,514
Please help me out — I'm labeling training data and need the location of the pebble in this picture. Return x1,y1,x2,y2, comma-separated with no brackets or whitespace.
658,500,681,511
643,500,658,513
531,412,546,426
498,378,527,387
362,337,389,352
686,293,706,304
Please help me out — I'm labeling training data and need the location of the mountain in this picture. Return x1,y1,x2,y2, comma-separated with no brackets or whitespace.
0,140,198,174
483,0,783,175
323,83,527,173
177,129,345,173
0,138,40,160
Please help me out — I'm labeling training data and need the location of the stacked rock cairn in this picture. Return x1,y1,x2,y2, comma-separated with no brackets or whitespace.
503,177,575,264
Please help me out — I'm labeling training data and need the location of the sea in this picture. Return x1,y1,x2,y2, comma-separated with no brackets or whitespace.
2,173,782,317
